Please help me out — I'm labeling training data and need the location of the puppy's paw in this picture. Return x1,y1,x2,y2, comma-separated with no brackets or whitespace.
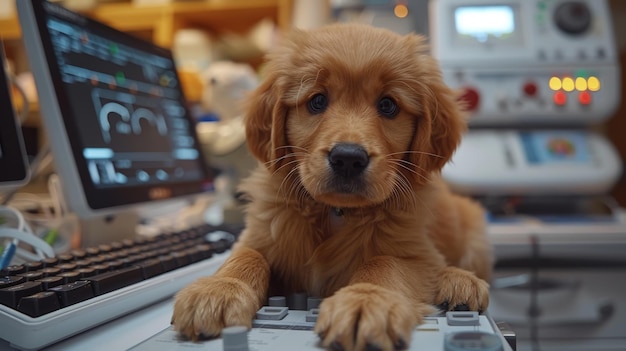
315,283,433,351
171,276,258,340
435,266,489,313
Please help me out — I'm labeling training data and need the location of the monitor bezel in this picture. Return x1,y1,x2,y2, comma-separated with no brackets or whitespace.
17,0,213,217
0,40,30,188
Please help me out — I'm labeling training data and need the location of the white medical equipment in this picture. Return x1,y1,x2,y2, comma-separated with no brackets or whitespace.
430,0,622,197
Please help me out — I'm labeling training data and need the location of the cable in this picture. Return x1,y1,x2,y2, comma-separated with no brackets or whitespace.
0,239,18,270
0,206,55,268
0,227,55,262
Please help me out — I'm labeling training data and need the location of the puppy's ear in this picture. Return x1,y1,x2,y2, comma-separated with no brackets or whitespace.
405,34,466,176
244,71,288,171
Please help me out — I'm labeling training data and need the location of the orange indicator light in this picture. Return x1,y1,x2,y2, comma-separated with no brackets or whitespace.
394,4,409,18
553,91,567,106
578,91,592,105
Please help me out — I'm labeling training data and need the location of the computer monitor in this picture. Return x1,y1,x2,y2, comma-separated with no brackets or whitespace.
0,41,29,189
17,0,214,218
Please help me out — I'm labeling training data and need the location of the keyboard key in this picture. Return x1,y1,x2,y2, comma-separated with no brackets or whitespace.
58,272,81,284
107,260,124,271
17,291,60,317
73,259,91,269
75,268,96,278
171,251,190,267
41,267,62,277
197,244,214,260
49,281,94,307
57,254,75,263
4,265,26,275
85,266,143,295
0,281,43,308
70,249,87,259
109,241,124,250
17,271,44,281
57,263,77,273
23,261,44,272
40,257,59,268
91,264,111,274
135,259,164,279
158,255,177,272
0,276,25,289
36,276,64,290
85,247,100,256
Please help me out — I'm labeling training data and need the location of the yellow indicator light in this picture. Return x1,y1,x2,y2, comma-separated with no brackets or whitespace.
549,77,561,91
562,77,575,92
587,76,601,91
575,77,587,91
394,4,409,18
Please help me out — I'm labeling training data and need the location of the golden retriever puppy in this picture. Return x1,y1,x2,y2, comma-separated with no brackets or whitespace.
172,23,492,351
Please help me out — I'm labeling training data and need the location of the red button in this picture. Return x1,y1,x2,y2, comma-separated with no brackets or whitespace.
459,87,480,111
523,82,538,97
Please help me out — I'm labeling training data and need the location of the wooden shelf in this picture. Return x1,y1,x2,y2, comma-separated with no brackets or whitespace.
1,0,293,106
0,0,292,48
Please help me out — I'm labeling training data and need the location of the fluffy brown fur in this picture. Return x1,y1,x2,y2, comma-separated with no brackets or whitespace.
172,23,492,351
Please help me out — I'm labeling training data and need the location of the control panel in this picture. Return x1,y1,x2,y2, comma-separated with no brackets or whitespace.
429,0,620,126
130,296,515,351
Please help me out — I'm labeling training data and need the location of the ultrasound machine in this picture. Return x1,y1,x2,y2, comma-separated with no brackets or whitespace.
430,0,626,349
0,1,518,350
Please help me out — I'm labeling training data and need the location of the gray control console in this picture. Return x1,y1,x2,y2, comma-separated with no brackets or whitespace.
131,296,515,351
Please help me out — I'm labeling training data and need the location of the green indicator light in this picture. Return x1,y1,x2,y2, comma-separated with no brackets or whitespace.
575,69,589,78
109,43,119,55
115,72,126,85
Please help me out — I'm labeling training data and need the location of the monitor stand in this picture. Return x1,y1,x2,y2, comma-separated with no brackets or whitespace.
79,211,140,247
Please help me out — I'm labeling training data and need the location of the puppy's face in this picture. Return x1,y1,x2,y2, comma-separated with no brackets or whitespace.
245,24,465,208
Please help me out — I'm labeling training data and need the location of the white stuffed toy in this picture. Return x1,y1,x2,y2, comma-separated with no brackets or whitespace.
196,61,259,217
200,61,258,122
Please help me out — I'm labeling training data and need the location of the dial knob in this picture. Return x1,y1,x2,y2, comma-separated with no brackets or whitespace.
554,1,592,35
459,87,480,112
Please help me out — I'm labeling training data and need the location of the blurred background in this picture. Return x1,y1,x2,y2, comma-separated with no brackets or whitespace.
1,1,625,350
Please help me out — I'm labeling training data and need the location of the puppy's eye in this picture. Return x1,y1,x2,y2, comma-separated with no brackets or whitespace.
378,97,399,118
307,94,328,114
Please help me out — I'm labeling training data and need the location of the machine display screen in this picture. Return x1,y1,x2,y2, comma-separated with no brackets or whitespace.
18,0,214,213
454,5,523,45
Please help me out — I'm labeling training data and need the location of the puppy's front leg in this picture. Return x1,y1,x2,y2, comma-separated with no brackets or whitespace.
315,256,437,351
172,246,270,340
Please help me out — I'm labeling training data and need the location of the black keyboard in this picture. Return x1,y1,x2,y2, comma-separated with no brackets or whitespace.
0,223,236,350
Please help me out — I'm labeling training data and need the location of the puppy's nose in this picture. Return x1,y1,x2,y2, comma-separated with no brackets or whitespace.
329,143,369,178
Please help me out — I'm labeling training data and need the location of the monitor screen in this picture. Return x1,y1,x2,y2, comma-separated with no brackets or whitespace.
453,5,524,46
17,0,213,217
0,41,29,188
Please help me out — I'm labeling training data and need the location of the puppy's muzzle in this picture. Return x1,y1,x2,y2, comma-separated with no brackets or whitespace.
328,143,369,178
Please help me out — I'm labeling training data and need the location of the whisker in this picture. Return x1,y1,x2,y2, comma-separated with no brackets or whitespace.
263,151,307,169
391,171,417,210
390,160,430,183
